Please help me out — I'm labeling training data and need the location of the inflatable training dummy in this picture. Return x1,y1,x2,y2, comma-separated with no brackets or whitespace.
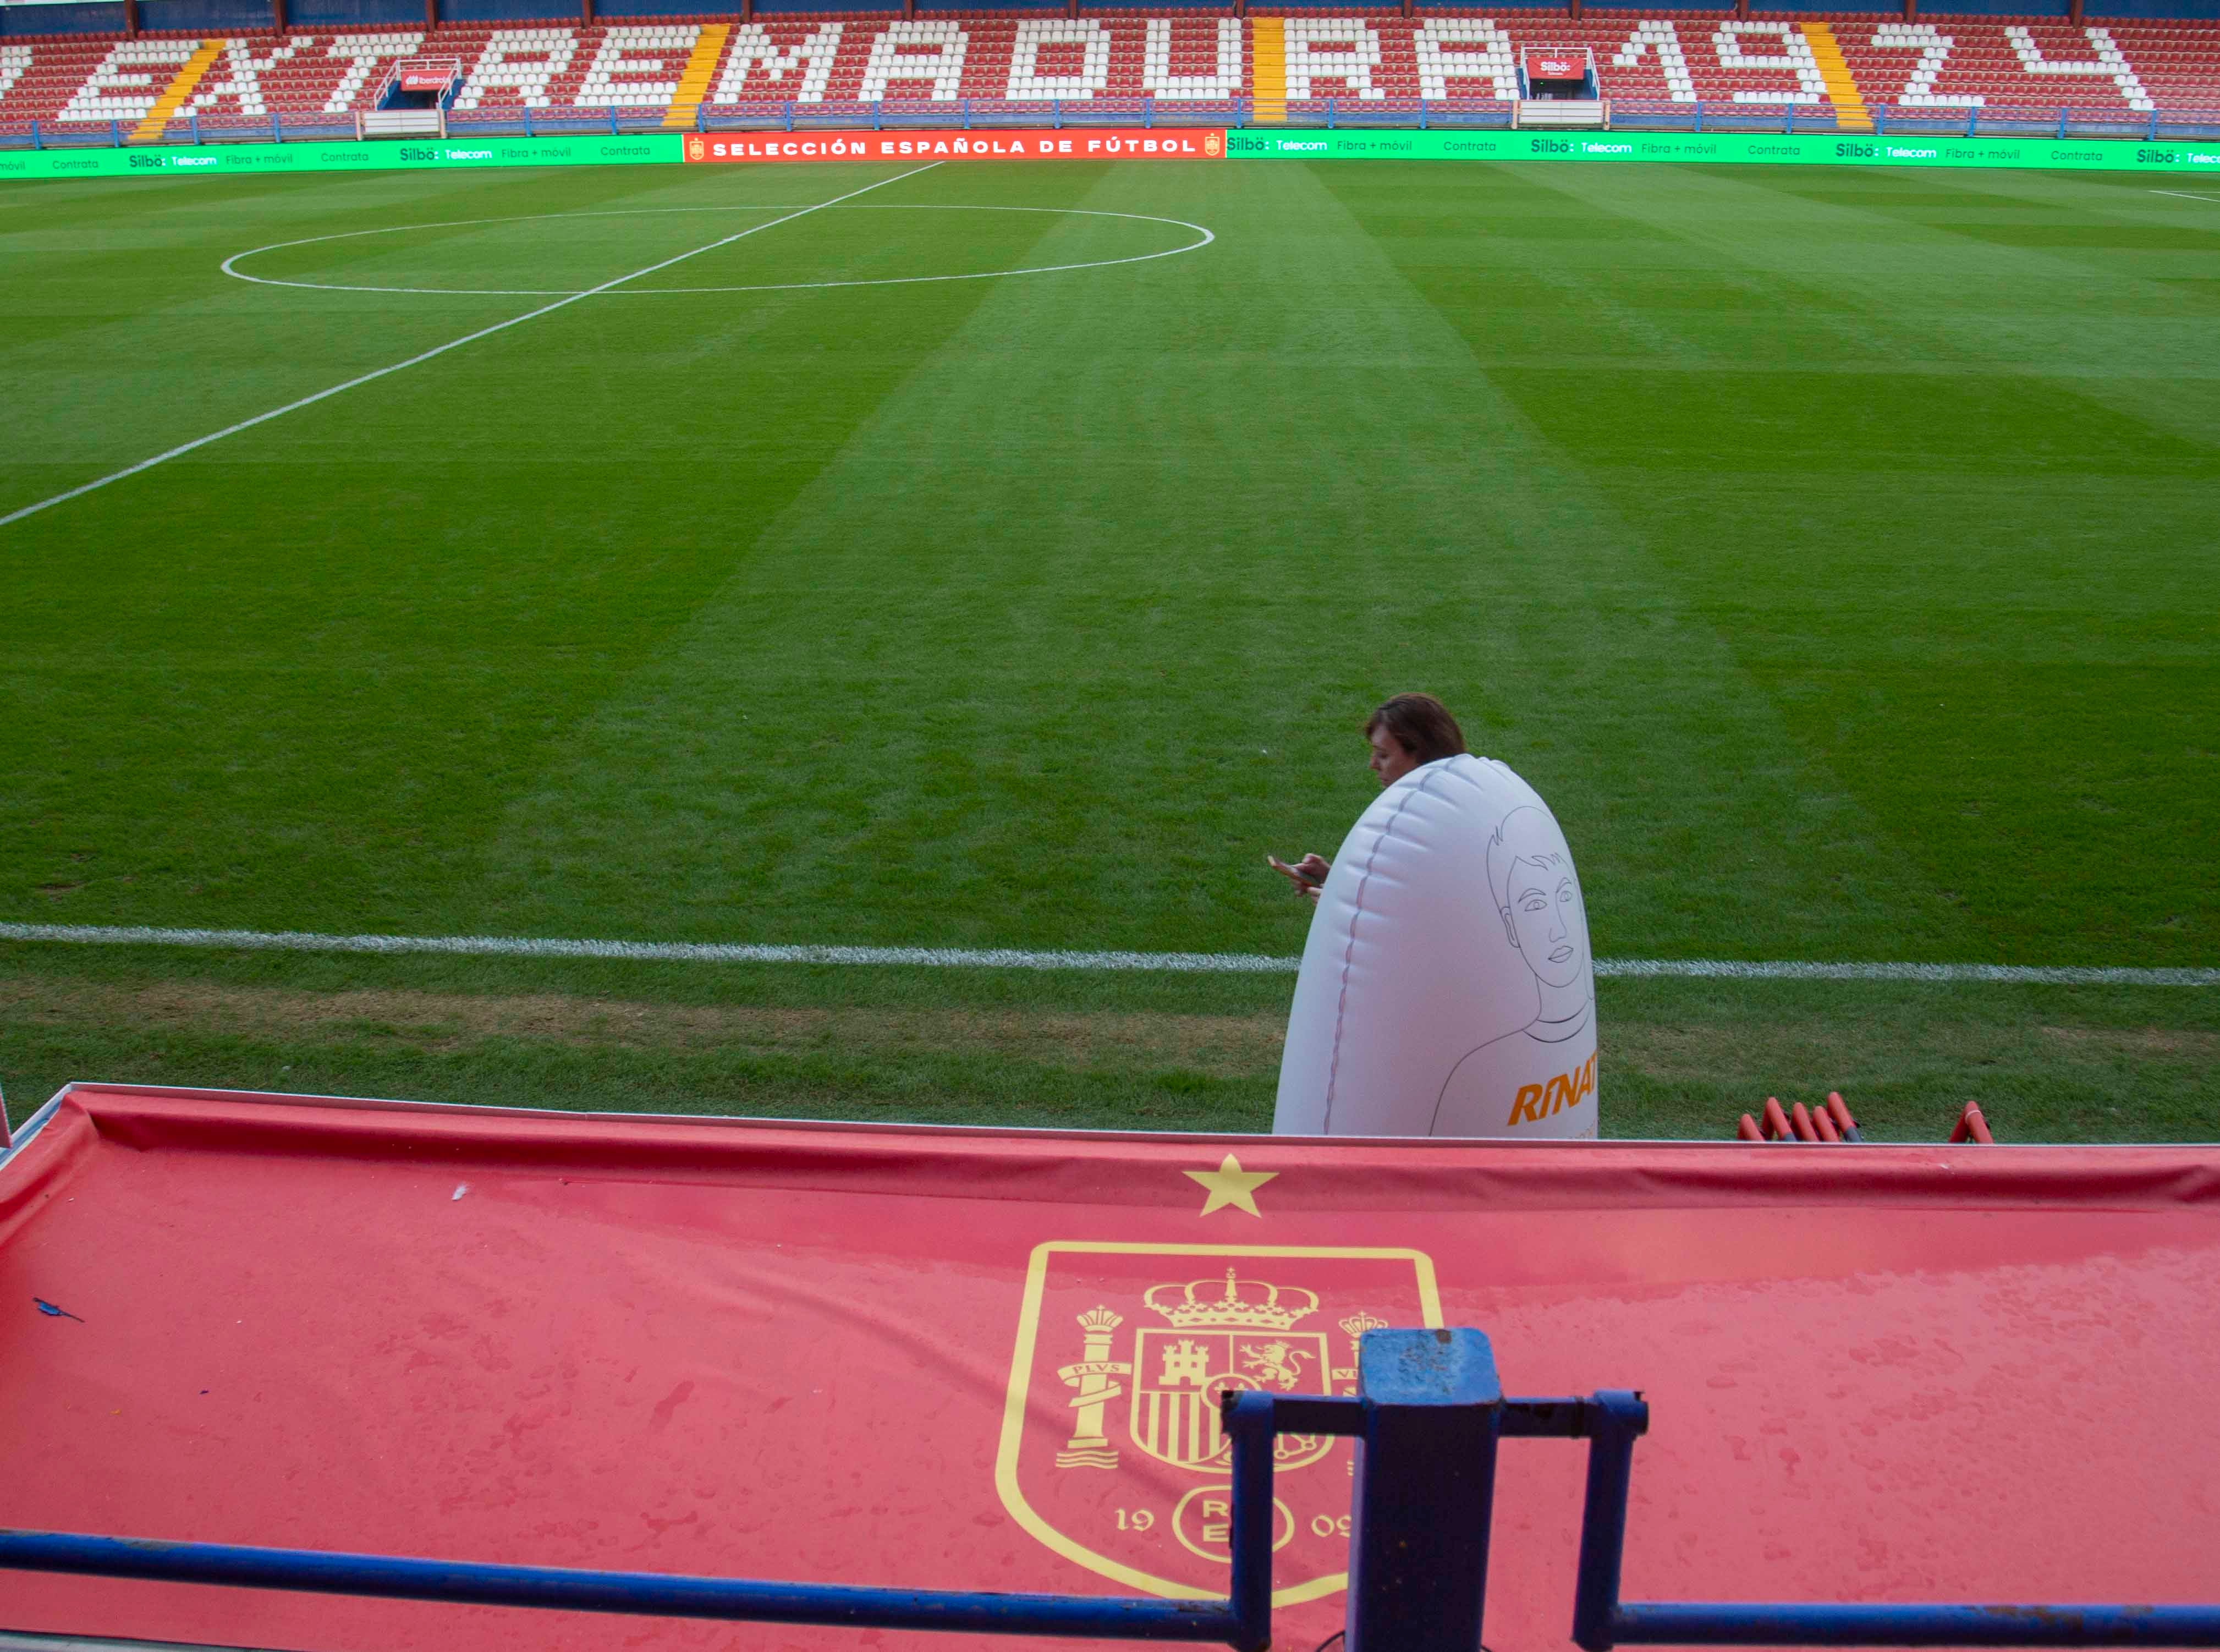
1273,754,1597,1139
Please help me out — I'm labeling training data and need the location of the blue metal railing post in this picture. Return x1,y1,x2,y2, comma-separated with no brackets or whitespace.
1343,1329,1504,1652
784,100,794,131
608,107,618,136
30,120,41,150
1693,100,1702,133
2058,105,2068,138
1570,1390,1649,1652
525,107,534,138
272,110,282,142
1563,1387,2220,1650
1327,96,1336,130
110,119,121,147
1222,1392,1276,1652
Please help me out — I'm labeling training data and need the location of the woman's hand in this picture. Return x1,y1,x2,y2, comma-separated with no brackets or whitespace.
1266,853,1331,903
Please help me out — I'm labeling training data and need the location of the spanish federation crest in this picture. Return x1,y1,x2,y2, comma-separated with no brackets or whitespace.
997,1243,1441,1605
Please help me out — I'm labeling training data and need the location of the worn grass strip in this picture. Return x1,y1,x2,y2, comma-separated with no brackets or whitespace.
5,973,2212,1143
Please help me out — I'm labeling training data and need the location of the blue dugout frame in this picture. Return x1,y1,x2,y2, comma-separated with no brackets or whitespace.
2,1329,2218,1650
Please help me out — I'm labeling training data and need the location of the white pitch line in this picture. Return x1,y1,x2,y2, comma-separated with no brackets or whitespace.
0,163,942,533
218,202,1214,299
0,922,2211,985
2150,190,2220,202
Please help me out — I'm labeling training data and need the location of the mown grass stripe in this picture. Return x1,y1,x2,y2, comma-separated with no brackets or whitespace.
0,924,2209,985
0,163,940,533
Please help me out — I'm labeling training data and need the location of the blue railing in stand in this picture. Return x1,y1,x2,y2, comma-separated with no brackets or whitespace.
1565,1390,2220,1651
2,1330,2216,1651
0,1531,1256,1644
0,1393,1279,1649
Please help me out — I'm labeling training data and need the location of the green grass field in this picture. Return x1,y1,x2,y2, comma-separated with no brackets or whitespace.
2,155,2214,1139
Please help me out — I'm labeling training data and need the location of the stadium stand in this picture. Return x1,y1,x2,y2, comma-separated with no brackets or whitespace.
1,13,2215,143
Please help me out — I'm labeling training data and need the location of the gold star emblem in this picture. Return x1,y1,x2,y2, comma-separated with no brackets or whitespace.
1184,1153,1276,1218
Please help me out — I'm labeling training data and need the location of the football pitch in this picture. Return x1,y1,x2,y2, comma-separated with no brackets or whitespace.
2,155,2214,1141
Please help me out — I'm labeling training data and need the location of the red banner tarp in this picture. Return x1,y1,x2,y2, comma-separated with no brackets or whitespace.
3,1084,2217,1650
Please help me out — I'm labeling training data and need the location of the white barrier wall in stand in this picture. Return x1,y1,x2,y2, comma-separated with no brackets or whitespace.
1274,753,1598,1139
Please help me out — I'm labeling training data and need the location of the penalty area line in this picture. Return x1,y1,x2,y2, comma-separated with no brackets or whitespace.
0,923,2212,986
0,162,943,534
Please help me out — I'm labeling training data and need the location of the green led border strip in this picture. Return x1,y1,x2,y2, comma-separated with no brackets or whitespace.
5,124,2219,180
0,132,680,180
1230,126,2220,174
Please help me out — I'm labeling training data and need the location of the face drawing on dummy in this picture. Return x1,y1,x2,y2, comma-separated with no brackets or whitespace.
1427,802,1597,1137
1491,805,1589,1005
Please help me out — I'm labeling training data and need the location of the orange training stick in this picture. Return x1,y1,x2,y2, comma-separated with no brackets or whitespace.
1789,1102,1821,1142
1736,1114,1767,1143
1811,1107,1842,1144
1826,1091,1862,1143
1950,1101,1995,1145
1762,1098,1793,1141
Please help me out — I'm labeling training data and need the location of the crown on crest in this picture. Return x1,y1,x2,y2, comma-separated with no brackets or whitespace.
1339,1311,1389,1341
1145,1268,1317,1333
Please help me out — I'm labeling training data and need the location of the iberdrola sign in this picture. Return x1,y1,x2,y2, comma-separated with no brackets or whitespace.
1228,127,2220,174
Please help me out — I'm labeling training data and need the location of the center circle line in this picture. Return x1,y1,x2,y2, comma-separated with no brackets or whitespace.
220,203,1216,299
